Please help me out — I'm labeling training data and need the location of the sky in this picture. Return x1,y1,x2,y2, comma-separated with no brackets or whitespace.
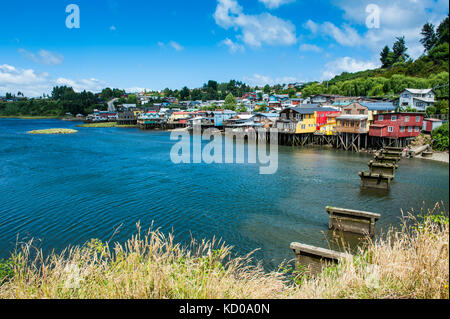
0,0,448,96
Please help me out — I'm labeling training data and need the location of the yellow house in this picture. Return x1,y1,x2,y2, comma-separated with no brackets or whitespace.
295,113,317,134
133,110,144,118
169,112,191,123
318,113,340,135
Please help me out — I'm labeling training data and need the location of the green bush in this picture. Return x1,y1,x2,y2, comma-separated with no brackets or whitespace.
432,122,449,150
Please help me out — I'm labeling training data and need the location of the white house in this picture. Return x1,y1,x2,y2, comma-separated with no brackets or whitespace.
398,88,435,111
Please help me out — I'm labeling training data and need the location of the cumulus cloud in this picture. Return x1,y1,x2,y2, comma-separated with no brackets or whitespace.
18,49,64,65
259,0,295,9
214,0,297,48
321,57,377,80
221,38,245,53
306,0,449,59
243,73,300,87
0,64,108,97
55,78,106,93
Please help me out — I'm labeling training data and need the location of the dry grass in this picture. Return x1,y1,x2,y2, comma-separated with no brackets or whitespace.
0,205,448,299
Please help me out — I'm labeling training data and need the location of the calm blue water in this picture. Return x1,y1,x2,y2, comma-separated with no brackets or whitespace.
0,119,448,269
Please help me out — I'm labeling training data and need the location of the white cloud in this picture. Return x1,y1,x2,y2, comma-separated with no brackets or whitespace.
321,57,377,80
259,0,295,9
304,21,362,47
110,25,116,31
221,38,245,53
18,49,64,65
55,78,106,93
169,41,184,51
243,73,300,87
299,43,323,52
0,64,52,96
307,0,449,59
214,0,297,48
0,64,108,97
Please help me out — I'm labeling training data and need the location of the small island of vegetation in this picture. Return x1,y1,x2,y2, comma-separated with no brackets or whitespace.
27,128,78,135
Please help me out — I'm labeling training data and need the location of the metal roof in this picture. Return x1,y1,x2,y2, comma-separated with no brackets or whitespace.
360,102,395,111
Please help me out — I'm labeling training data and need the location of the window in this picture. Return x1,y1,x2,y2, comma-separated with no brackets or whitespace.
391,115,397,121
408,127,413,132
378,115,384,121
415,127,420,132
400,127,405,132
405,116,410,122
416,116,421,122
359,110,365,114
388,126,394,133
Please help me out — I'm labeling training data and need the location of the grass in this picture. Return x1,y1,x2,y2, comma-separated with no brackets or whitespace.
0,204,448,299
76,122,136,128
27,128,78,134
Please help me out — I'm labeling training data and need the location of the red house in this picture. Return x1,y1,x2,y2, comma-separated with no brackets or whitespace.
369,112,424,138
315,109,341,130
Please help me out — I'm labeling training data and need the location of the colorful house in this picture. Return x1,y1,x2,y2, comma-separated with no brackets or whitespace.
369,112,424,138
422,118,443,133
277,107,339,134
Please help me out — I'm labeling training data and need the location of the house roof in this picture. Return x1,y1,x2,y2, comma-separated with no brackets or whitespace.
284,106,338,114
360,102,395,111
404,88,434,94
336,115,368,120
424,118,443,122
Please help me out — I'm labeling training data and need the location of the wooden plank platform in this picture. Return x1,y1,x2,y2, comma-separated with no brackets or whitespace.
326,206,380,237
290,242,349,276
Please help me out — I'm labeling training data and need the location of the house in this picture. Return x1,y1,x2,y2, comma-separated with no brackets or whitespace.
335,115,369,134
277,107,339,134
369,112,424,138
360,102,396,122
137,111,164,125
318,113,340,135
213,110,236,127
422,118,443,133
398,89,435,111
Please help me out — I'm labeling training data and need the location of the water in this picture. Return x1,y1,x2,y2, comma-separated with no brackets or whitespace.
0,119,448,269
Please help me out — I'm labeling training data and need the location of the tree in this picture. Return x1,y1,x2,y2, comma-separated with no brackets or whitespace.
263,85,271,94
380,46,391,68
180,86,190,101
223,93,236,111
436,15,449,45
392,36,409,63
420,22,438,52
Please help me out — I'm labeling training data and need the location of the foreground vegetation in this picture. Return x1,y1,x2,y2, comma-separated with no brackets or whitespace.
0,204,448,299
27,128,78,135
432,123,449,151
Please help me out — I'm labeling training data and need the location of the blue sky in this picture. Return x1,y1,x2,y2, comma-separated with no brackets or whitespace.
1,0,448,96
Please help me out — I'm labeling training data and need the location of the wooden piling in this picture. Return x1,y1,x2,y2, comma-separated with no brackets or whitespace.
326,206,380,237
290,242,349,276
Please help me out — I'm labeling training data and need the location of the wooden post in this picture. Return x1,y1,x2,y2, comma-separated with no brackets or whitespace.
290,242,349,276
326,206,380,237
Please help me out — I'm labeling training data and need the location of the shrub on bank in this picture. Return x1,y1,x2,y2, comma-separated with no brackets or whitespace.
432,123,449,151
0,205,448,299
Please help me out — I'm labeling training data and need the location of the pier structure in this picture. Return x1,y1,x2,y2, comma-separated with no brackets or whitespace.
290,242,349,276
326,206,380,237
